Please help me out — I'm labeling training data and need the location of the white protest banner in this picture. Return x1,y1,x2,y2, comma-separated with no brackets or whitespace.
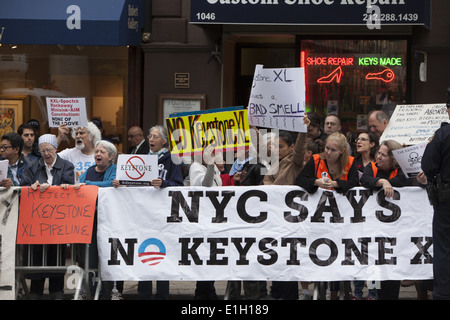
0,187,20,300
97,185,433,282
248,65,306,132
46,97,88,128
380,104,448,145
392,142,427,178
116,154,158,186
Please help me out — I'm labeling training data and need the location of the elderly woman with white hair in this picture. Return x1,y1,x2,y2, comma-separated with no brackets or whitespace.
71,139,117,299
113,125,184,300
75,140,117,188
21,134,75,191
20,134,75,300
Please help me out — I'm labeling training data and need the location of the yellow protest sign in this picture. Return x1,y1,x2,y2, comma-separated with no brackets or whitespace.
166,107,251,156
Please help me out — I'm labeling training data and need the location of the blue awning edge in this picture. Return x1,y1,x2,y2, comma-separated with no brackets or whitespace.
0,0,145,46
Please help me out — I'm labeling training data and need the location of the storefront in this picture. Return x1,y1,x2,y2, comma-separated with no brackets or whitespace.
142,0,449,138
0,0,145,152
300,38,409,132
193,0,431,134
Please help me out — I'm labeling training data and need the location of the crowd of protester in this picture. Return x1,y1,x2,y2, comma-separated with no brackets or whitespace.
4,107,437,300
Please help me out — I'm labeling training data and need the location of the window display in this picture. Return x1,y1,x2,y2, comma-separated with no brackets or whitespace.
0,45,128,151
300,39,408,133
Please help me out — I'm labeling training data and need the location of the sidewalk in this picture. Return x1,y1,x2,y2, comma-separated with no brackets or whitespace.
50,279,427,300
118,280,426,300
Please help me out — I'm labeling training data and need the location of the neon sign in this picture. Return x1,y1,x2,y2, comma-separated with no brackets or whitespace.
317,66,343,84
366,67,395,83
304,54,402,67
358,57,402,66
306,57,354,66
302,51,402,84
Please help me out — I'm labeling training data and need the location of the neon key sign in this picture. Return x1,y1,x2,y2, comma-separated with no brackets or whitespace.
301,52,402,84
366,67,395,83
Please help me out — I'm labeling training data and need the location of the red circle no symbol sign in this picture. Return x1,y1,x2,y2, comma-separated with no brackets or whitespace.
125,156,146,180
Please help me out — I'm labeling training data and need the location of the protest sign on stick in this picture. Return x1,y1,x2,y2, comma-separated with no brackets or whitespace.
17,185,98,244
248,65,306,132
46,97,88,128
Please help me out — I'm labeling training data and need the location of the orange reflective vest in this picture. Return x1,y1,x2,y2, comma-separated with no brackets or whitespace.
370,162,398,179
313,154,354,181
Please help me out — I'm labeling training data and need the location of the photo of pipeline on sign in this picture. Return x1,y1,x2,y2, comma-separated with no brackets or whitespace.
166,106,251,158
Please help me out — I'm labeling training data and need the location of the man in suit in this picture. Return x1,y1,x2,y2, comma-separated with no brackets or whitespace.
127,126,150,154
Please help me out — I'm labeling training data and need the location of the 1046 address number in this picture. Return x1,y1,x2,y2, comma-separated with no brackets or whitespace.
196,12,216,21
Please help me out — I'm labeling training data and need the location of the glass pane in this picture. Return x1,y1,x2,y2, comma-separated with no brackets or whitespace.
241,47,296,76
0,45,128,151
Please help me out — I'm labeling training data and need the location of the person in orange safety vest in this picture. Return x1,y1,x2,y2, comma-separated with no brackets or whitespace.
296,132,359,194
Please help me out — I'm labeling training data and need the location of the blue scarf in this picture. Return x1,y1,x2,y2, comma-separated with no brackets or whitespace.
148,147,168,159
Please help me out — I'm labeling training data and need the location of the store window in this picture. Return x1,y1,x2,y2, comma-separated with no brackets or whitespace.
0,45,128,151
236,43,296,106
300,39,408,133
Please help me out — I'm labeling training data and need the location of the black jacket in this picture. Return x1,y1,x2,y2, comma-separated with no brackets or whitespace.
20,155,75,186
127,139,150,155
422,122,450,184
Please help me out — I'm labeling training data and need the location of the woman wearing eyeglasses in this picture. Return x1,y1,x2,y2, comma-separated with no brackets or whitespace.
349,131,380,300
360,139,407,300
20,134,75,300
21,134,75,191
354,131,379,180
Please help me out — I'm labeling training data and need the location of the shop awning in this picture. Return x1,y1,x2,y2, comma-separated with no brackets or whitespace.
0,0,144,46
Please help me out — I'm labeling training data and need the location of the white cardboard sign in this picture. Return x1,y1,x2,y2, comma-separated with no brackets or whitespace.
116,154,159,186
392,142,427,178
248,65,307,132
46,97,88,128
380,104,448,145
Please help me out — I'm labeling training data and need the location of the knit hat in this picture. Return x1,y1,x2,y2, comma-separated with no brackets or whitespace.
38,134,58,149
